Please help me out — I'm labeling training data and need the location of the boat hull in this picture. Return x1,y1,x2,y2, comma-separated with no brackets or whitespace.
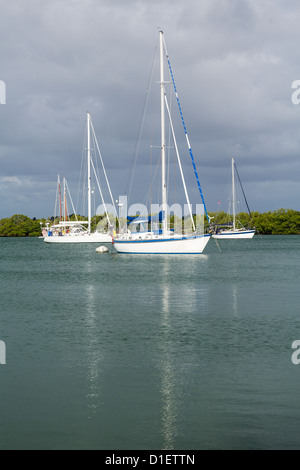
44,233,112,244
212,230,255,240
113,234,211,254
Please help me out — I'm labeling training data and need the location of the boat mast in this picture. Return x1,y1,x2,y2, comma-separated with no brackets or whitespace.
64,177,68,222
87,112,92,234
232,157,236,231
160,30,168,235
58,174,63,222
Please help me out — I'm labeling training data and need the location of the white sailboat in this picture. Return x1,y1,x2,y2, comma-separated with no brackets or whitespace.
44,113,114,244
113,31,211,255
212,158,255,239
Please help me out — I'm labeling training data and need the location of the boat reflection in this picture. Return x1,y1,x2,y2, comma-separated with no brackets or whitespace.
160,260,177,449
158,256,209,449
84,282,103,417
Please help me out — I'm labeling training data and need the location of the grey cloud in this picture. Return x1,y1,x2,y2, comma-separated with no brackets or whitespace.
0,0,299,218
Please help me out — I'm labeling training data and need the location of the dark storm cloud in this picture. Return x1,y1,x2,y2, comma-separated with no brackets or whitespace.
0,0,299,217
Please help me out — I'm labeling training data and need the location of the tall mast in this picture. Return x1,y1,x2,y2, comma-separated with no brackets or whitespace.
63,177,68,222
160,30,168,235
87,112,92,234
58,174,62,222
232,157,236,231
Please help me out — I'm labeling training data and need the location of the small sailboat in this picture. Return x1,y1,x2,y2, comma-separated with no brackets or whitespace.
113,30,211,254
212,158,255,239
44,113,114,244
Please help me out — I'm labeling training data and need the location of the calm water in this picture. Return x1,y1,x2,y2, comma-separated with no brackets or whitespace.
0,235,300,450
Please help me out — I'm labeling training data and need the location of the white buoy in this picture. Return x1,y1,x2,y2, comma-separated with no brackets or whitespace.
96,246,109,253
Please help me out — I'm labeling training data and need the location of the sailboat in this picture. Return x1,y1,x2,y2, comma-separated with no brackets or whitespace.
113,30,211,254
44,113,114,244
212,158,255,239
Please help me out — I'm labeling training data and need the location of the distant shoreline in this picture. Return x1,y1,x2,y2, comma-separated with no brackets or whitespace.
0,209,299,237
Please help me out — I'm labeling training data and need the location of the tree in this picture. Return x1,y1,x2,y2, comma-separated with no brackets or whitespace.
0,215,42,237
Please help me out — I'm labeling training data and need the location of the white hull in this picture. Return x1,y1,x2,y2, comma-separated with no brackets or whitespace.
44,232,112,244
113,234,211,254
212,230,255,240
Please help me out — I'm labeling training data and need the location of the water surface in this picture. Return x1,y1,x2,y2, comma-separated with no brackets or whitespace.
0,236,299,449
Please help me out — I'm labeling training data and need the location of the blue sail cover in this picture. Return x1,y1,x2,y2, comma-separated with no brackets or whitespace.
166,54,210,223
127,211,165,224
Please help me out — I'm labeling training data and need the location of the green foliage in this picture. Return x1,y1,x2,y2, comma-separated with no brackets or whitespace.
91,214,112,232
0,209,300,237
0,215,41,237
252,209,300,235
207,209,300,235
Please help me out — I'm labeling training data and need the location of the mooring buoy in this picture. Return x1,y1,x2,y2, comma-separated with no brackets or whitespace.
96,246,109,253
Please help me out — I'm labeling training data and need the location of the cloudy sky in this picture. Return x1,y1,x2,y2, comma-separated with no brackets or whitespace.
0,0,300,219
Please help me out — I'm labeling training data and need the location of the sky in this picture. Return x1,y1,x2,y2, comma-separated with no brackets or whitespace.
0,0,300,219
